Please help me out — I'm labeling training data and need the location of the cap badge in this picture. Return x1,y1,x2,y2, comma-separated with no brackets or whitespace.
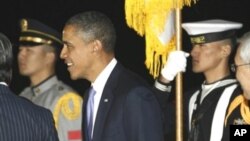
191,36,205,44
20,19,28,31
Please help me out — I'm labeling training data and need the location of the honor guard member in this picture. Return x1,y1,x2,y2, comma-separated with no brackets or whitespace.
222,31,250,141
18,18,83,141
154,19,243,141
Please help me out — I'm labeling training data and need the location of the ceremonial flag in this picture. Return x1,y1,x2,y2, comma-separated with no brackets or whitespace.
125,0,196,78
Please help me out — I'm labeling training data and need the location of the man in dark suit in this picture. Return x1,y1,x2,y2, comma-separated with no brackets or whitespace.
60,11,164,141
0,32,59,141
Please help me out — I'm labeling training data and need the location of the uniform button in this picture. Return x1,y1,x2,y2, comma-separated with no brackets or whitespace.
34,88,40,94
58,86,64,91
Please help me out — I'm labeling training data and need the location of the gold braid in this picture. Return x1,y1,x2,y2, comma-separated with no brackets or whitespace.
53,92,82,129
225,95,250,126
241,98,250,124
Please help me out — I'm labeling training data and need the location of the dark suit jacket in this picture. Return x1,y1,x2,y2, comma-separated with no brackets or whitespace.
82,63,164,141
0,84,59,141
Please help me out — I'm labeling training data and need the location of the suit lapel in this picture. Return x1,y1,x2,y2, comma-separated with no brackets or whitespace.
92,63,122,141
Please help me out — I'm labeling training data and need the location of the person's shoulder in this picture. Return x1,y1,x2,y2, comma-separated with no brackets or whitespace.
1,86,53,126
19,86,32,96
15,94,53,117
52,81,82,120
53,81,83,108
114,64,155,94
108,63,153,97
18,95,46,109
185,85,201,99
54,80,82,98
118,65,149,86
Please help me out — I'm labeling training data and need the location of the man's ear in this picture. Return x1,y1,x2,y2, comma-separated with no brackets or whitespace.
92,40,102,52
46,52,56,64
221,44,231,57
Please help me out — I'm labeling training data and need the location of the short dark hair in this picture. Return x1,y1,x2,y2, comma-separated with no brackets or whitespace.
65,11,116,53
0,33,13,84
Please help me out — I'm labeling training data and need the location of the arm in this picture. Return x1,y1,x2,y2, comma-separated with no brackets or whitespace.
124,87,164,141
54,92,83,141
154,50,189,102
153,50,189,140
155,50,189,88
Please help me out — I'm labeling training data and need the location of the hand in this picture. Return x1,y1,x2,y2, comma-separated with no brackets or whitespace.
161,51,189,81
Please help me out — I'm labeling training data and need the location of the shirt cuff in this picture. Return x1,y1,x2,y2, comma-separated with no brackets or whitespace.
154,79,172,92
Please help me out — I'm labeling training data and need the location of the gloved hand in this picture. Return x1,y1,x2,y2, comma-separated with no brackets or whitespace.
161,51,189,81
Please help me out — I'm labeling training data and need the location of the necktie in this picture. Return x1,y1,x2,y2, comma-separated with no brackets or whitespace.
87,87,96,140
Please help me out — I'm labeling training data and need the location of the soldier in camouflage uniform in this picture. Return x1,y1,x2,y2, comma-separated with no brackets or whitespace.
17,18,83,141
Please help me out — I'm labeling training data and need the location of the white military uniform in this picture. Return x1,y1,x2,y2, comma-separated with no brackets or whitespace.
20,76,83,141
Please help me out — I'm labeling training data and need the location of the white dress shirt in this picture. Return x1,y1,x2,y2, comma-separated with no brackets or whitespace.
90,58,117,135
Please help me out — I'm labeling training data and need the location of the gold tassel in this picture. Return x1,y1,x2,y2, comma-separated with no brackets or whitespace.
125,0,145,36
125,0,196,78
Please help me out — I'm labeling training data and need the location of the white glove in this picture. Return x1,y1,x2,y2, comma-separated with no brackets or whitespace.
161,51,189,81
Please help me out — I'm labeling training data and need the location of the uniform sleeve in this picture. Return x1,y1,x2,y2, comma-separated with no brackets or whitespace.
153,80,176,141
53,92,83,141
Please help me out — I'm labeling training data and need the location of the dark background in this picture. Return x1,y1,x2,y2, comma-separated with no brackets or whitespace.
1,0,249,96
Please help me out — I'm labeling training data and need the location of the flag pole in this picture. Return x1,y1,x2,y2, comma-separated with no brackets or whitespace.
175,7,184,141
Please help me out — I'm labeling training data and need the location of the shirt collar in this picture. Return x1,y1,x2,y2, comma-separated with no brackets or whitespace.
31,75,58,96
92,58,117,93
0,82,8,86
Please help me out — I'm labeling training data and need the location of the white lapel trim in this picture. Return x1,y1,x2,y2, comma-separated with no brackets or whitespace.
210,84,238,141
189,90,200,130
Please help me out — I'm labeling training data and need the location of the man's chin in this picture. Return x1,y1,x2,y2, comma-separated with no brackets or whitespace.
19,72,30,76
69,74,79,80
192,68,202,73
243,93,250,100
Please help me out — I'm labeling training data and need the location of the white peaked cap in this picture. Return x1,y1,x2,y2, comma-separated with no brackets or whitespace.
182,19,242,35
181,19,243,44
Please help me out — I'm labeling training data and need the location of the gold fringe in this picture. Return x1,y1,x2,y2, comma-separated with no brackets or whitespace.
145,34,176,77
125,0,196,78
125,0,146,36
